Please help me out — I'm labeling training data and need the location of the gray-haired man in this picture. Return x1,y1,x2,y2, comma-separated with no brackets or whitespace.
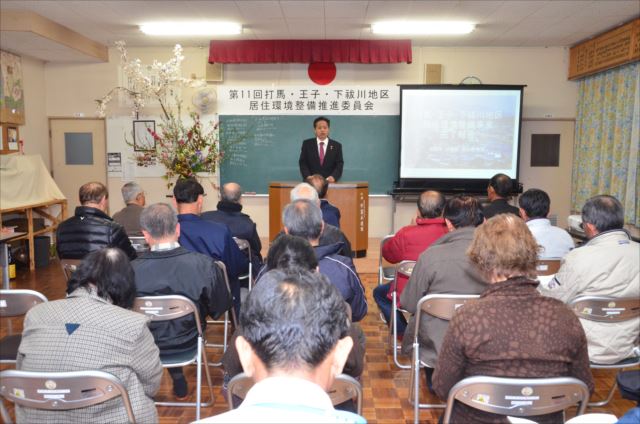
289,182,352,258
132,203,232,399
113,181,146,236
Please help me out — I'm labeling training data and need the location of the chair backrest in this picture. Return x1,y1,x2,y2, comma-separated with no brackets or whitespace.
326,374,363,415
568,295,640,323
234,238,251,259
59,258,82,281
395,260,415,280
0,369,136,423
226,373,363,414
535,259,561,276
133,295,203,336
442,375,590,424
128,236,149,253
0,289,48,318
415,293,480,322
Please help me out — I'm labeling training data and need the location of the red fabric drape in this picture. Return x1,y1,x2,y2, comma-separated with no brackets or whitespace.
209,39,412,64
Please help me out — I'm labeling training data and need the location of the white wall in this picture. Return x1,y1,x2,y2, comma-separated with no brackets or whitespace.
18,45,578,237
18,56,49,168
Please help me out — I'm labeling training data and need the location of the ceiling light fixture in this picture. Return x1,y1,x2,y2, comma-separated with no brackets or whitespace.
140,21,242,36
371,21,475,35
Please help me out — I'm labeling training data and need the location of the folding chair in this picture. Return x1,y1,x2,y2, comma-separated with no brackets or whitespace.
128,236,150,253
59,258,81,281
442,375,590,424
205,261,237,366
535,258,561,288
0,369,136,424
568,295,640,407
378,235,395,286
535,259,561,276
0,289,48,364
389,260,415,369
132,295,213,421
234,238,253,291
410,293,480,424
226,373,363,414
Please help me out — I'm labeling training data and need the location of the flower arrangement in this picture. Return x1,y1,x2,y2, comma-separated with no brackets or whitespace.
152,106,223,185
96,41,224,186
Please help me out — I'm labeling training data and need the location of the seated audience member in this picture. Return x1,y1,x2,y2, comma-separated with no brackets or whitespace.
224,235,365,383
112,181,146,236
307,174,341,228
374,190,447,335
199,269,364,423
56,181,136,260
17,248,162,423
483,173,520,218
290,182,352,257
540,195,639,364
173,178,248,310
201,182,263,274
132,203,232,399
281,199,367,322
518,188,574,258
400,195,486,387
434,214,594,424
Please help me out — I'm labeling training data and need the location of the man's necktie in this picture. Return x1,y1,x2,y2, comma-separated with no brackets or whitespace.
319,141,325,166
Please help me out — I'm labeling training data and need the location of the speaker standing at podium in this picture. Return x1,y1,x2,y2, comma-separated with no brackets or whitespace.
299,116,344,183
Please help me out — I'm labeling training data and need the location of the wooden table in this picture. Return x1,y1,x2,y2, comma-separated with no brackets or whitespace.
0,199,67,271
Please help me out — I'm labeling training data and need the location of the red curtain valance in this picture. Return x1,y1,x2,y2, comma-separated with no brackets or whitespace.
209,39,412,64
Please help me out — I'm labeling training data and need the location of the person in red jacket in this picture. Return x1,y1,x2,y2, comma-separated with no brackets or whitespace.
373,190,447,335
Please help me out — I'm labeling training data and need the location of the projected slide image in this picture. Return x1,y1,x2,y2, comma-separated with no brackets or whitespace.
400,89,521,180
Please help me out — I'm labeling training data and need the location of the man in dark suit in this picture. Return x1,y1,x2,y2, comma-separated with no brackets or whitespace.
482,173,520,218
299,116,344,182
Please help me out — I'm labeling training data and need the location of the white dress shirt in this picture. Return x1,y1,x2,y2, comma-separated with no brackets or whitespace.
317,137,328,157
527,218,574,259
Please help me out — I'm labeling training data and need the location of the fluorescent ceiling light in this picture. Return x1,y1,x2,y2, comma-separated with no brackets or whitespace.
140,21,242,36
371,21,475,35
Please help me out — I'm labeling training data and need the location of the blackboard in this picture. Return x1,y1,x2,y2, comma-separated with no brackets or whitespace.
219,115,399,194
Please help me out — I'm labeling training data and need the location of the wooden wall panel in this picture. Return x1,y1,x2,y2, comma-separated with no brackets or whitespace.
569,18,639,80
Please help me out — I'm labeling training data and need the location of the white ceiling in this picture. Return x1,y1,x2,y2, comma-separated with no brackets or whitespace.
1,0,639,62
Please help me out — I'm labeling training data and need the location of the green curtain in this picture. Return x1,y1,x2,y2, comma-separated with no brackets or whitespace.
572,62,639,226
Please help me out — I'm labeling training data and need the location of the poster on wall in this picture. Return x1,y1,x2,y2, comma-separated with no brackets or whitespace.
0,50,26,125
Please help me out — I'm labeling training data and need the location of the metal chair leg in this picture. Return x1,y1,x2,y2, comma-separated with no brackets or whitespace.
391,292,410,370
588,380,618,407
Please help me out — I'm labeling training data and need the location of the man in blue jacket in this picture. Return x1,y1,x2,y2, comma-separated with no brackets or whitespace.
173,178,248,311
282,199,367,322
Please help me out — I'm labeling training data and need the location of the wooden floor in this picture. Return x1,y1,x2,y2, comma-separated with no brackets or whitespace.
1,238,635,423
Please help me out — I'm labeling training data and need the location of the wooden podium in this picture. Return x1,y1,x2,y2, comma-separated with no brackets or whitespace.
269,181,369,257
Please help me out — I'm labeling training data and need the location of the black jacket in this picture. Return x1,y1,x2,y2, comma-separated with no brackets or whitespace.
132,247,233,355
299,138,344,181
56,206,136,260
482,198,520,219
201,201,263,269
